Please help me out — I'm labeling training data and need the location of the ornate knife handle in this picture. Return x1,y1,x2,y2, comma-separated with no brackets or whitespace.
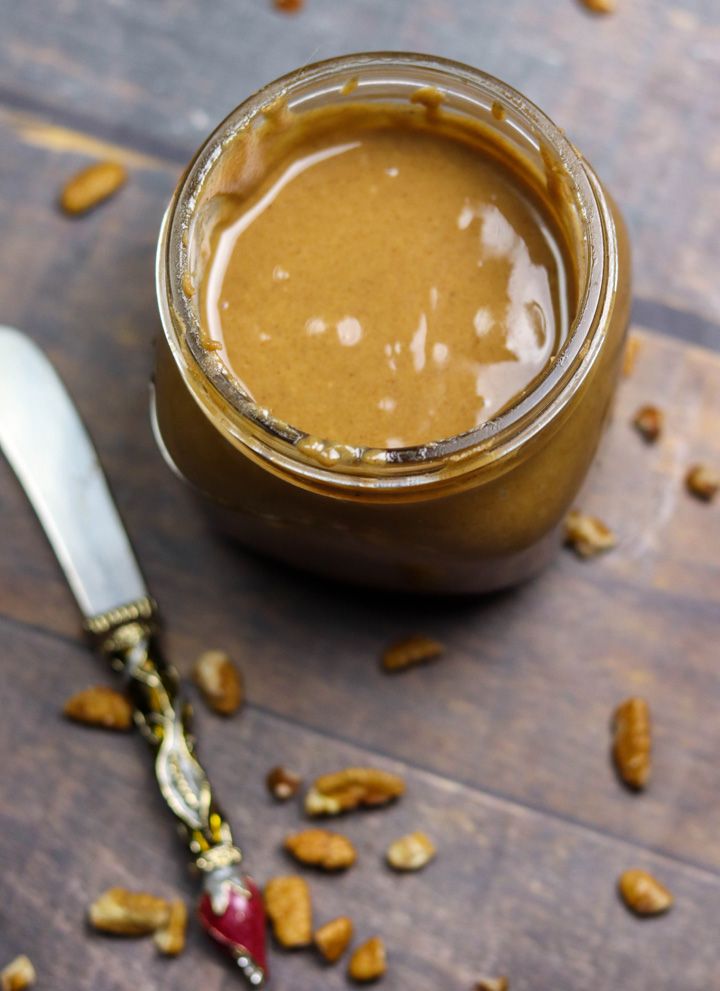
85,597,268,986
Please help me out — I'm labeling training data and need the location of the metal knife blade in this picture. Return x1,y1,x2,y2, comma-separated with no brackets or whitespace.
0,325,146,618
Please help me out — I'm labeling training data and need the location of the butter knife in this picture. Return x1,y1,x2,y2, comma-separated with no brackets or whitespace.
0,326,267,986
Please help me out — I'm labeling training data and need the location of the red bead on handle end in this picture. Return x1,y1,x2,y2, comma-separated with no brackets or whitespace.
198,873,268,986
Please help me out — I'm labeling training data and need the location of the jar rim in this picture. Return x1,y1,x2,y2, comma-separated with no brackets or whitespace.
156,51,618,495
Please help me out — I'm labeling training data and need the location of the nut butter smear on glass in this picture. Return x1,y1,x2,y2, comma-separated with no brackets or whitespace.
200,104,572,449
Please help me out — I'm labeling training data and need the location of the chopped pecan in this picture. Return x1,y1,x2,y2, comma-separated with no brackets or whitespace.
632,405,663,443
193,650,244,715
153,899,187,956
386,831,436,871
264,876,313,947
285,829,357,870
305,767,405,816
1,956,36,991
475,979,509,991
267,765,302,801
348,936,386,982
59,161,127,215
565,511,616,558
685,464,719,502
315,916,353,963
612,697,651,790
381,635,444,673
618,869,673,916
63,685,133,731
88,887,170,936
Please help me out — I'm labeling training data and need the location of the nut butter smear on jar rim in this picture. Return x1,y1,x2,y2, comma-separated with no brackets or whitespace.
199,102,574,450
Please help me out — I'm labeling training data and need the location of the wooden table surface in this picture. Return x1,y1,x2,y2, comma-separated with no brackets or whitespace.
1,2,719,989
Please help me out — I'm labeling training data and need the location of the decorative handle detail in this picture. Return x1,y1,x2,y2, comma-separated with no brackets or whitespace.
85,598,267,986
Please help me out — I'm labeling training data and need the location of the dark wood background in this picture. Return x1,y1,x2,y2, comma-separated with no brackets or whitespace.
1,2,719,989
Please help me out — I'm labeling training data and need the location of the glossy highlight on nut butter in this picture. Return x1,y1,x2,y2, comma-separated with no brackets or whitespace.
200,108,572,449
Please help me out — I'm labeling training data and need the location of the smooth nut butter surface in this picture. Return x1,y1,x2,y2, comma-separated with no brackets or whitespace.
199,105,574,449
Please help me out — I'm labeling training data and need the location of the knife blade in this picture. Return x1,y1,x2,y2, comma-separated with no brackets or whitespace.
0,326,268,986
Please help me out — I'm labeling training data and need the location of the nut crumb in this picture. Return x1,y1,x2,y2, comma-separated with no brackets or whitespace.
88,887,170,936
632,405,663,443
153,899,187,956
59,161,127,215
386,831,436,871
264,876,313,947
267,765,302,801
274,0,303,11
565,511,616,558
63,685,133,730
382,635,444,673
579,0,616,13
305,767,405,816
348,936,386,982
1,956,36,991
612,697,651,790
315,916,353,962
193,650,244,715
622,334,641,377
685,464,719,502
475,979,509,991
618,869,673,916
285,828,357,870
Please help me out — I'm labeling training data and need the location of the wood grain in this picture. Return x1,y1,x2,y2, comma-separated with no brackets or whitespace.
2,618,720,990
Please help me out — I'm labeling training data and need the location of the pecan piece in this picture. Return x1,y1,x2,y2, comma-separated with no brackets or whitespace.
386,831,436,871
565,511,616,558
285,829,357,870
59,161,127,215
632,405,663,444
315,916,353,963
88,887,170,936
475,979,509,991
305,767,405,816
381,635,444,673
267,765,302,801
63,685,133,730
153,899,187,956
193,649,244,715
1,956,36,991
612,697,651,790
264,876,313,947
685,464,719,502
618,869,673,916
349,936,386,982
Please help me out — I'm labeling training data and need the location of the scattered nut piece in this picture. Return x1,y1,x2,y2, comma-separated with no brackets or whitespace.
305,767,405,816
315,916,354,963
63,685,133,730
685,464,719,502
612,697,651,790
267,765,302,801
153,899,187,956
618,869,673,916
264,876,313,947
274,0,303,11
59,161,127,215
193,650,244,715
386,831,436,871
88,887,170,936
579,0,616,13
285,828,357,871
565,511,616,558
381,635,444,673
632,405,663,444
1,956,36,991
474,979,509,991
622,334,641,377
348,936,386,983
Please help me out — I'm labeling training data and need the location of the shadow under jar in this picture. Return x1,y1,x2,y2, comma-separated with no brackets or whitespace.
153,52,631,594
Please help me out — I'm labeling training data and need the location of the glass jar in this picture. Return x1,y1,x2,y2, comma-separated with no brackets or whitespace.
153,52,631,594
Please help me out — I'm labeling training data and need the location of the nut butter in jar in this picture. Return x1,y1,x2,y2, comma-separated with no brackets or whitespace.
153,53,631,594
